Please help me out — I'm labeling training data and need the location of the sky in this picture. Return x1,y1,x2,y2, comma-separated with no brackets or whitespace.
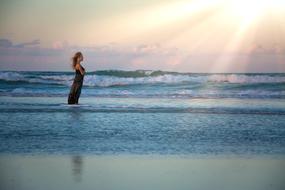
0,0,284,72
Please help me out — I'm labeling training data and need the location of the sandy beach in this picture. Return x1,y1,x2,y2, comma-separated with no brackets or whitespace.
1,155,285,190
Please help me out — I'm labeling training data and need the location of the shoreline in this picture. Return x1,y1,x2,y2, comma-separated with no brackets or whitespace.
1,154,285,190
1,153,285,160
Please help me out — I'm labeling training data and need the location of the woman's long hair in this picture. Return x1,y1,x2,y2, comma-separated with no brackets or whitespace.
71,52,83,70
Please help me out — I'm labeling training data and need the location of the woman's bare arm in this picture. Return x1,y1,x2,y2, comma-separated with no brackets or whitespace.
75,64,85,75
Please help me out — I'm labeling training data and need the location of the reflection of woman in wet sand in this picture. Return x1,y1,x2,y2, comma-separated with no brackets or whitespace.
68,52,85,104
72,155,83,182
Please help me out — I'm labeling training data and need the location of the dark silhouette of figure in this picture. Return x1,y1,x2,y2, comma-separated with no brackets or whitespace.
68,52,85,104
72,155,83,182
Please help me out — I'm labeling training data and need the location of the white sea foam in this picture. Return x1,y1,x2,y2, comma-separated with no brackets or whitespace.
208,74,285,84
0,71,25,81
39,75,73,81
81,74,285,87
0,71,285,87
82,74,204,87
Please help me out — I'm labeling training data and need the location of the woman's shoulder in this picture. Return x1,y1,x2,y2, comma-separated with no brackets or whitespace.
74,63,82,70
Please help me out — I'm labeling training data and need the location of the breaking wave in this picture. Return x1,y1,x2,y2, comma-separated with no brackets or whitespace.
0,70,285,87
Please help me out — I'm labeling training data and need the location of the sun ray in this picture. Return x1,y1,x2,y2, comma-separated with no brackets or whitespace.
160,5,224,47
210,0,266,72
101,0,224,44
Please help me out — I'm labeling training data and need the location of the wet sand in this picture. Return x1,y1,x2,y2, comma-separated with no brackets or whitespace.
1,155,285,190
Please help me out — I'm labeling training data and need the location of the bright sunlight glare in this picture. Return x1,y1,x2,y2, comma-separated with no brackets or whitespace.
228,0,285,19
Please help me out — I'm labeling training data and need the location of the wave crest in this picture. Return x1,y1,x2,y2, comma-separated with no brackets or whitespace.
0,70,284,87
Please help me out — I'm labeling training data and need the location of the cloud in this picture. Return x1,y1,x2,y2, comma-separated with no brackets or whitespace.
14,39,40,48
246,43,285,54
131,44,181,56
0,39,13,48
52,40,69,50
133,44,161,54
0,38,40,48
0,40,187,71
0,38,284,72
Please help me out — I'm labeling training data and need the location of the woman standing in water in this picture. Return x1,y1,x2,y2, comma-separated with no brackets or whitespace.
68,52,85,104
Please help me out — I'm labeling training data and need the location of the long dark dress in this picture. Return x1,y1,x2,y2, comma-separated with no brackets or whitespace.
68,65,85,104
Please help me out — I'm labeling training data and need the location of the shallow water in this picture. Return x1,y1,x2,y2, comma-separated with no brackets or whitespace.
1,96,285,155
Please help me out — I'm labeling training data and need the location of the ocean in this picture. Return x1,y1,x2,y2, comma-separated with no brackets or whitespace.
0,70,285,155
1,70,285,99
1,70,285,190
